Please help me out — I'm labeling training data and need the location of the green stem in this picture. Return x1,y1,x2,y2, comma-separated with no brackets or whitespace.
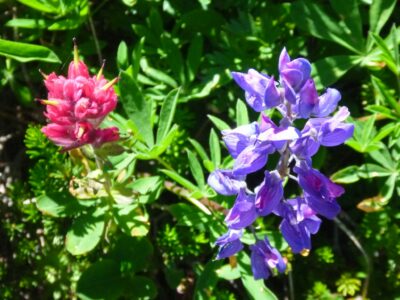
156,157,175,171
334,217,371,300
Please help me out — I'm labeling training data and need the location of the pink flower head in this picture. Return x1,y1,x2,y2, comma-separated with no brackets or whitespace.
40,42,119,150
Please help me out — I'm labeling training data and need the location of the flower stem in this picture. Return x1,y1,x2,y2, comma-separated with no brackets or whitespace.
334,217,371,299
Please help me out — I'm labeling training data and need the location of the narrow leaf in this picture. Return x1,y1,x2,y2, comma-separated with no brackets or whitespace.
186,149,205,189
236,99,249,126
156,88,180,144
119,71,154,147
209,128,221,168
0,39,60,63
208,115,230,131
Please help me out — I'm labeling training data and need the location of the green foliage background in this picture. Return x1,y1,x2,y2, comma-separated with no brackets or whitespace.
1,0,400,299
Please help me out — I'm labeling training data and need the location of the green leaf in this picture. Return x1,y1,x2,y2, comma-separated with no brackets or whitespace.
180,74,220,102
132,38,145,79
330,165,360,184
127,176,162,195
361,115,376,146
371,76,400,114
140,58,178,88
330,0,363,47
237,252,278,300
187,149,205,189
189,138,210,162
17,0,58,13
365,105,398,120
369,32,398,74
66,208,106,255
6,18,48,29
369,0,397,36
77,259,125,300
381,174,397,201
156,88,180,144
373,122,399,142
169,203,209,227
208,115,230,131
194,260,223,300
110,236,153,273
36,193,83,217
369,147,395,170
187,33,203,82
209,128,221,168
117,41,129,70
113,204,150,237
161,169,200,193
358,163,393,178
236,99,249,126
290,0,363,53
0,39,60,63
216,264,241,281
129,276,157,300
312,55,361,88
161,33,185,84
119,71,154,147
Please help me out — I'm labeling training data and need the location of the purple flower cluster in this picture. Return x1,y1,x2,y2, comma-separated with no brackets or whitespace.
208,48,354,280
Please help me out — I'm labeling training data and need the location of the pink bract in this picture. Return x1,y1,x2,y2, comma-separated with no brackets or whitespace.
40,48,119,150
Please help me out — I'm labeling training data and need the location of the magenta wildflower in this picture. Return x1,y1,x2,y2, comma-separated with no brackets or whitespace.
40,42,119,150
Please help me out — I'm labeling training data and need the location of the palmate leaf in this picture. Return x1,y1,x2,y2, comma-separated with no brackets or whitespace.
312,55,361,89
290,0,364,54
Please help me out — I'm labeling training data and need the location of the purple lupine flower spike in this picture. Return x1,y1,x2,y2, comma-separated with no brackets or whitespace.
209,47,353,279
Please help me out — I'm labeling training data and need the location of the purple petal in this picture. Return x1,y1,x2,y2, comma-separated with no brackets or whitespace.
290,136,320,158
305,194,341,219
207,169,245,195
280,220,310,253
233,144,269,175
278,47,291,72
319,123,354,146
314,88,341,117
251,247,271,280
296,165,344,200
245,92,266,112
298,79,319,119
216,239,244,259
225,190,257,229
222,122,259,158
264,76,281,108
258,126,299,142
282,78,297,104
255,171,283,216
303,216,322,234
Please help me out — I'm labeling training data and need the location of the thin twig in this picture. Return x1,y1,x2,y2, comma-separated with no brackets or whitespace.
87,4,102,65
334,217,371,299
163,180,228,216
